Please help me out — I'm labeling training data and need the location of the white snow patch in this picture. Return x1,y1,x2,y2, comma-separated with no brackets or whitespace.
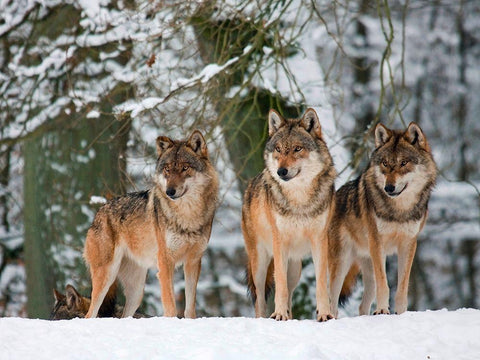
1,309,479,359
173,56,241,89
86,110,100,119
89,196,107,205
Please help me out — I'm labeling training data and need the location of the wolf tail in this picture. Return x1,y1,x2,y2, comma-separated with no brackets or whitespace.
339,262,360,305
97,281,118,317
246,260,275,304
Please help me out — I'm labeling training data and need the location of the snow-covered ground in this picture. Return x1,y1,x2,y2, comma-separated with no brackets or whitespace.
2,309,479,359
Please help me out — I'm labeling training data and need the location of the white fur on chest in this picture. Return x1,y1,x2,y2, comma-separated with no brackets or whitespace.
278,178,314,207
272,212,328,259
375,216,423,254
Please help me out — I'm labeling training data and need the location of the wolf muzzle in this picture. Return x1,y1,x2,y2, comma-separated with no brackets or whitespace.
384,183,406,197
384,184,396,194
166,187,177,199
277,167,290,181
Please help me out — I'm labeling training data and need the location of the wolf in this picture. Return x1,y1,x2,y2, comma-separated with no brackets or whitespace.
328,122,437,316
50,284,146,319
242,108,336,321
83,130,219,319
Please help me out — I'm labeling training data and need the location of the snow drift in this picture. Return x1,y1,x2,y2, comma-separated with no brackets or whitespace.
2,309,479,359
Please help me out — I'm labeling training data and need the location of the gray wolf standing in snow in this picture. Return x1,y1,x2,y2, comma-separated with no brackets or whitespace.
329,122,437,316
83,131,219,318
242,108,336,321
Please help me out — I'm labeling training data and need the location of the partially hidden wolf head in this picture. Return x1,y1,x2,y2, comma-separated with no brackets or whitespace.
51,284,147,319
265,108,333,183
371,122,437,198
51,284,91,320
155,130,215,200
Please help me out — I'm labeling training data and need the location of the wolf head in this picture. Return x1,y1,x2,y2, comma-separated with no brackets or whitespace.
371,122,437,198
155,130,211,200
265,108,333,183
50,285,90,320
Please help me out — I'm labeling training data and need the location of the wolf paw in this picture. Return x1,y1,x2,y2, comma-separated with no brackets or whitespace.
316,310,334,322
394,304,407,315
270,309,290,321
373,308,390,315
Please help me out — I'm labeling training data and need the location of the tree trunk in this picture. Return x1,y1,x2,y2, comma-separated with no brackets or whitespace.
23,89,131,319
350,0,375,172
455,0,469,181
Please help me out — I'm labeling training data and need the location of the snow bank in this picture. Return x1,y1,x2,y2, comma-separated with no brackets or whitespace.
2,309,479,359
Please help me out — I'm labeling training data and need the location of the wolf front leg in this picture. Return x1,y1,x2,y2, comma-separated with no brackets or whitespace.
358,257,375,315
395,238,417,314
157,251,177,317
311,230,333,322
287,259,302,315
271,235,290,321
368,229,390,315
183,255,202,319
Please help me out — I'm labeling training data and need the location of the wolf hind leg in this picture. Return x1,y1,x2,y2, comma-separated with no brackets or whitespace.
86,251,122,318
118,257,148,318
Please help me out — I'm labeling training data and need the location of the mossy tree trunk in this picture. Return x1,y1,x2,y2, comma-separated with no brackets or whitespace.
191,4,302,192
24,91,131,318
21,2,133,318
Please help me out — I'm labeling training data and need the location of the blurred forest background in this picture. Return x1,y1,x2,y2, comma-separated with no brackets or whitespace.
0,0,479,319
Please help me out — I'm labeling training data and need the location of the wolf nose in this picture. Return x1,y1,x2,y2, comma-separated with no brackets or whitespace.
166,188,176,198
277,168,288,178
384,184,396,194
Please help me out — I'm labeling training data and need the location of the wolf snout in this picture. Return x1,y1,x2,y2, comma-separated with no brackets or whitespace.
384,183,406,197
277,167,290,181
277,167,288,177
384,184,396,194
166,187,177,199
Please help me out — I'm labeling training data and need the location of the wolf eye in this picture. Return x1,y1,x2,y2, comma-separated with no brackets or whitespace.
294,146,303,153
400,160,408,167
182,165,190,171
275,146,281,153
164,166,170,173
382,160,388,167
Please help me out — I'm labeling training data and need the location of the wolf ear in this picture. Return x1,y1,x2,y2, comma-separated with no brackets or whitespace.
53,289,65,305
375,124,392,148
300,108,322,138
187,130,208,157
268,109,285,137
65,285,82,310
405,122,430,151
156,136,174,156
